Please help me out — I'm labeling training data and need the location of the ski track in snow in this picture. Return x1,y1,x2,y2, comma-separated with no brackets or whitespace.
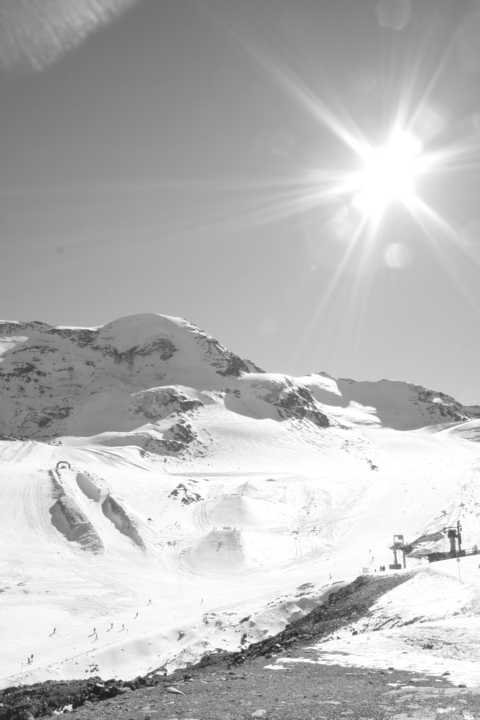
2,423,480,689
2,314,480,688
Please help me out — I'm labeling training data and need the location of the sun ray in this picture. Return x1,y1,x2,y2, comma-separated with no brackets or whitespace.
407,29,458,137
404,197,480,312
407,195,480,268
344,215,385,351
247,47,370,158
195,6,480,328
290,213,370,367
203,171,361,231
420,135,480,176
315,214,370,312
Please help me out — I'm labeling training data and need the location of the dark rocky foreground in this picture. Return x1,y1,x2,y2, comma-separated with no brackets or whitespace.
2,573,479,719
67,658,480,720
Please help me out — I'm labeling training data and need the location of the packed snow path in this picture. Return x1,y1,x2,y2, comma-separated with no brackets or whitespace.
2,419,480,687
2,314,480,687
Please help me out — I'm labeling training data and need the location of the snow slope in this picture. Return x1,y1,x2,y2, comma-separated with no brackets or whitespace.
277,555,480,687
302,373,470,429
1,313,480,688
0,314,331,439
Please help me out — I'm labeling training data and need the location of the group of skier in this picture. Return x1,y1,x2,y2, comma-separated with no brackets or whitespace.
23,600,154,670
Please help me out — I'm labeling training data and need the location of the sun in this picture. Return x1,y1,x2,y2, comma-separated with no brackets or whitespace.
350,131,425,221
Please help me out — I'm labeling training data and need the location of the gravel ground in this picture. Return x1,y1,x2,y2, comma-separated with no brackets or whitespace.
3,573,479,719
68,654,479,720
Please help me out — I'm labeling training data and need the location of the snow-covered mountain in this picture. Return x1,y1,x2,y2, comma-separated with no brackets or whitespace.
0,314,472,441
0,314,329,440
303,373,470,430
1,313,480,689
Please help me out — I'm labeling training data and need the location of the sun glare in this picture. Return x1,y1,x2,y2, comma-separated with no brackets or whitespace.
351,132,424,220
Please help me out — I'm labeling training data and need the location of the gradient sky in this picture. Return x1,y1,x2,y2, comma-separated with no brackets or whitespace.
2,0,480,401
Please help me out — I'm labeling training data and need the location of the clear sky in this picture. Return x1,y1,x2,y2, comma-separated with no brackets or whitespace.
2,0,480,401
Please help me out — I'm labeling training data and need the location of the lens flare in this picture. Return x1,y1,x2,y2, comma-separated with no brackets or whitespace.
229,45,480,363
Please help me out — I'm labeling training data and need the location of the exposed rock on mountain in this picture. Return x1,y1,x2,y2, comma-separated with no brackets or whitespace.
302,373,471,430
2,312,480,689
169,482,203,505
0,314,335,445
0,314,263,439
1,312,477,446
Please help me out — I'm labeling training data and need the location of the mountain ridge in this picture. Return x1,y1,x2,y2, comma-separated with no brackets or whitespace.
0,313,474,440
3,313,480,687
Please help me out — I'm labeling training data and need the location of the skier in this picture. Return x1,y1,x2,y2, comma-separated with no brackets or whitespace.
49,626,56,637
134,609,139,619
106,622,114,632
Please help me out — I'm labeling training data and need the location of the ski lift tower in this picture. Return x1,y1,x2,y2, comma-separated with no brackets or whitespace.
390,534,406,569
446,521,463,558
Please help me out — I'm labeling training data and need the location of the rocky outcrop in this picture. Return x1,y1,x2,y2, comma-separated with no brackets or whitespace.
97,419,201,457
169,482,202,505
272,385,329,428
162,420,197,452
131,387,203,421
0,314,261,439
97,337,177,366
335,378,470,430
228,375,330,428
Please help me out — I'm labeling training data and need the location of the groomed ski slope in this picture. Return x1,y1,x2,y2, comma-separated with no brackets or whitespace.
2,313,480,689
2,400,480,688
285,554,480,687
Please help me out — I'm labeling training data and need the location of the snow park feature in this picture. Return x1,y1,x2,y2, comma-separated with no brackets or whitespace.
2,313,480,691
